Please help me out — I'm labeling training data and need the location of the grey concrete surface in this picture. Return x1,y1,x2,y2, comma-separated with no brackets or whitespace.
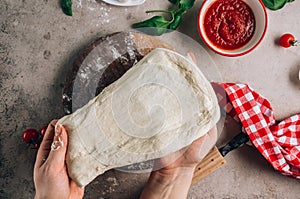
1,0,299,198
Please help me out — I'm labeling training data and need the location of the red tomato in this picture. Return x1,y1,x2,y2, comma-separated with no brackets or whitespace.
40,125,48,137
22,129,39,143
279,33,297,48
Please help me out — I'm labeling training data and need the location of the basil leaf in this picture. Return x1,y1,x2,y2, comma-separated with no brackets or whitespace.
262,0,294,10
132,0,195,35
61,0,72,16
132,16,171,35
179,0,195,10
263,0,286,10
169,13,182,30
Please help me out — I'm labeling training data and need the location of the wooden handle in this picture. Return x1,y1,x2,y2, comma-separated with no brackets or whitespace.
192,146,226,184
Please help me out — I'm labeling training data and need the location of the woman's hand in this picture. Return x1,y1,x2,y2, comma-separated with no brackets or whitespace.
140,126,218,199
33,120,84,199
156,126,218,171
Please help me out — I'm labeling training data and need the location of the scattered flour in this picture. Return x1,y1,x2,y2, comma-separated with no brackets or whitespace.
73,0,112,26
106,177,119,186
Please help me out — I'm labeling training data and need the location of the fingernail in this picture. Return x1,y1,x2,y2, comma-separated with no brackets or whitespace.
55,125,62,136
51,125,64,151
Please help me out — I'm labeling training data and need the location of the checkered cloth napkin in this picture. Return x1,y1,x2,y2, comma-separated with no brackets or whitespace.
212,83,300,179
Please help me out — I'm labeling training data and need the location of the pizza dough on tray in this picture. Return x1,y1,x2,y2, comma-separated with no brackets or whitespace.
57,48,220,187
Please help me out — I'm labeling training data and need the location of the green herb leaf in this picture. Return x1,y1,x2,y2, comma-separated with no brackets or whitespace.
61,0,72,16
169,13,182,30
132,0,195,35
262,0,294,10
178,0,195,10
132,16,172,35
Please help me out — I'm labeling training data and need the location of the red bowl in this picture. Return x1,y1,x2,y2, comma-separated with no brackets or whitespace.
198,0,268,57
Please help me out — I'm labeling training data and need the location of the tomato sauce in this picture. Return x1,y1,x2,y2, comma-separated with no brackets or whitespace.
203,0,255,50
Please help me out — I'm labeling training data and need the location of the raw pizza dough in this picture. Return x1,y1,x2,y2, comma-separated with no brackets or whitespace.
57,48,220,187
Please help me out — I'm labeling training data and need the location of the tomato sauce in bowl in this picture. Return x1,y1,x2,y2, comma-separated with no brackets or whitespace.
203,0,255,51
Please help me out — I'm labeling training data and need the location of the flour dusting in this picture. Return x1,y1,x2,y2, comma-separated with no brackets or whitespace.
73,0,112,26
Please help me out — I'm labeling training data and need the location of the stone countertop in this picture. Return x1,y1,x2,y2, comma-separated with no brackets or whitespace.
0,0,299,198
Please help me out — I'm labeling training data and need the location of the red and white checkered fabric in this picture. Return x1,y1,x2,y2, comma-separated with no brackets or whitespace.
212,83,300,179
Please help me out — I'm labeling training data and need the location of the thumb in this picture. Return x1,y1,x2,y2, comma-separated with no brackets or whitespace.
46,125,68,168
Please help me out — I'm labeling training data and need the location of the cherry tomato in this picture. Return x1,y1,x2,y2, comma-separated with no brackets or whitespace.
40,125,48,137
22,129,39,144
279,33,297,48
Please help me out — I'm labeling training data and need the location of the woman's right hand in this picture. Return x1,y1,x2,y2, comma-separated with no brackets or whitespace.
140,126,218,199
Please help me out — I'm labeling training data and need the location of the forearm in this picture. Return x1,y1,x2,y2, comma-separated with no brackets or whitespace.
140,167,195,199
